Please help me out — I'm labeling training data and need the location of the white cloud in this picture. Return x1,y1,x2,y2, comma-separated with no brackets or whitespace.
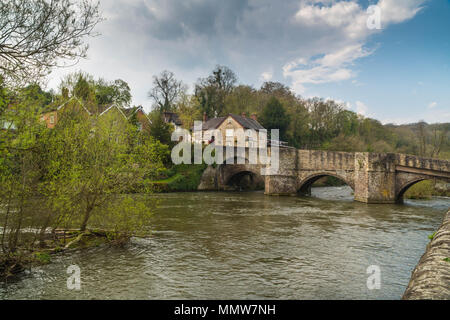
355,101,369,116
427,101,437,109
283,44,372,91
45,0,426,113
283,0,425,94
377,0,425,24
260,71,273,82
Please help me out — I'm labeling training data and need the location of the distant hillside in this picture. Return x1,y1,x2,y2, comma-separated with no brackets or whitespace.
384,122,450,160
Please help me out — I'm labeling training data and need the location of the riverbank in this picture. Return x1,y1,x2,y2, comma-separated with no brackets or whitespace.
404,180,450,200
148,164,207,192
0,229,124,279
403,209,450,299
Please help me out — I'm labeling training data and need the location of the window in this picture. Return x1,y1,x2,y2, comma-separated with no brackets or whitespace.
226,129,234,147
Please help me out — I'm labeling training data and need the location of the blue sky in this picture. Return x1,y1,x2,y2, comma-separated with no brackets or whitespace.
48,0,450,124
308,0,450,124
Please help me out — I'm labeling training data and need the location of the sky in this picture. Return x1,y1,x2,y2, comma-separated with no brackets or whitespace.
47,0,450,124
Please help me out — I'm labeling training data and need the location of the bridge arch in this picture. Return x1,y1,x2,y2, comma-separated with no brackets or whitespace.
396,178,428,203
218,158,264,191
297,172,354,195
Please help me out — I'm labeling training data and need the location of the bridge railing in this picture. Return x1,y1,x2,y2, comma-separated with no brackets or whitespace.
394,153,450,172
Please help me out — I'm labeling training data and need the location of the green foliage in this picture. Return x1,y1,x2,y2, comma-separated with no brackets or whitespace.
148,111,174,145
0,77,167,277
195,65,237,117
148,164,207,192
176,93,202,129
58,72,133,113
260,97,290,141
428,232,436,240
404,180,445,200
166,164,207,192
91,196,154,243
34,252,51,264
95,78,132,107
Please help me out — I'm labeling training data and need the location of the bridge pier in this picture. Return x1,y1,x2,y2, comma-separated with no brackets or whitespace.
354,153,397,204
264,148,298,196
264,175,297,196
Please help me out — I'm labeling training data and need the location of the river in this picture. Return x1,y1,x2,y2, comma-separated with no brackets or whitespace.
1,187,449,300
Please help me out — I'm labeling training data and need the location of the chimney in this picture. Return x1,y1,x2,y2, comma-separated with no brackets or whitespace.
203,112,208,123
241,112,246,118
251,113,258,121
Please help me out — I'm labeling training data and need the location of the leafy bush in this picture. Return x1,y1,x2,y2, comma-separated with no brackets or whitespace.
167,164,207,192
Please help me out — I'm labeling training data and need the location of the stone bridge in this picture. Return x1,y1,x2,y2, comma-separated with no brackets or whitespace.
200,146,450,204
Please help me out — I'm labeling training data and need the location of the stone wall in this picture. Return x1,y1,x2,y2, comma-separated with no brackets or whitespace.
403,209,450,300
395,153,450,172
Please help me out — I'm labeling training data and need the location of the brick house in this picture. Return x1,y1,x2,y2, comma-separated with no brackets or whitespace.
40,97,91,128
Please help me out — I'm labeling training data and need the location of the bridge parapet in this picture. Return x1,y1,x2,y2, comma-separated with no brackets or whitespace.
297,150,355,171
394,153,450,172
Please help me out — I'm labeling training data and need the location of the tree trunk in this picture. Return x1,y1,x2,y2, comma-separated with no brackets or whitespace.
80,206,93,232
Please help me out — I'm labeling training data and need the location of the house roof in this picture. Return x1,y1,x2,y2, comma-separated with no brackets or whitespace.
203,114,264,130
123,106,141,118
42,97,92,115
125,106,152,124
163,112,182,126
99,103,127,119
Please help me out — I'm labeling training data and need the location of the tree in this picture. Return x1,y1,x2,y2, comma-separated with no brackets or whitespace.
323,134,366,152
149,70,184,112
176,92,202,129
0,0,102,85
43,107,165,233
94,78,131,107
306,98,343,148
207,65,237,93
260,97,290,141
224,85,259,115
0,85,50,272
429,126,448,158
148,110,173,145
260,81,293,98
195,65,237,117
286,100,310,148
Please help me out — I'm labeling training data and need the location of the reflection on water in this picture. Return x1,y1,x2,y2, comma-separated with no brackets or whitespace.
1,187,448,300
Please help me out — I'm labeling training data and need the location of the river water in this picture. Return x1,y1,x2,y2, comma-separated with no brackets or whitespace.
1,187,449,300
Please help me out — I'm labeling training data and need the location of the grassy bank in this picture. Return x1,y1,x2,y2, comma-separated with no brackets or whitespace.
404,180,450,200
148,164,207,192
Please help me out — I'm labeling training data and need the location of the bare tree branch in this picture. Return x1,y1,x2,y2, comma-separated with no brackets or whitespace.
0,0,103,86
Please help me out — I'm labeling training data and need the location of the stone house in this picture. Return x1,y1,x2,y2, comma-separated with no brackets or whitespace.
195,113,264,147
